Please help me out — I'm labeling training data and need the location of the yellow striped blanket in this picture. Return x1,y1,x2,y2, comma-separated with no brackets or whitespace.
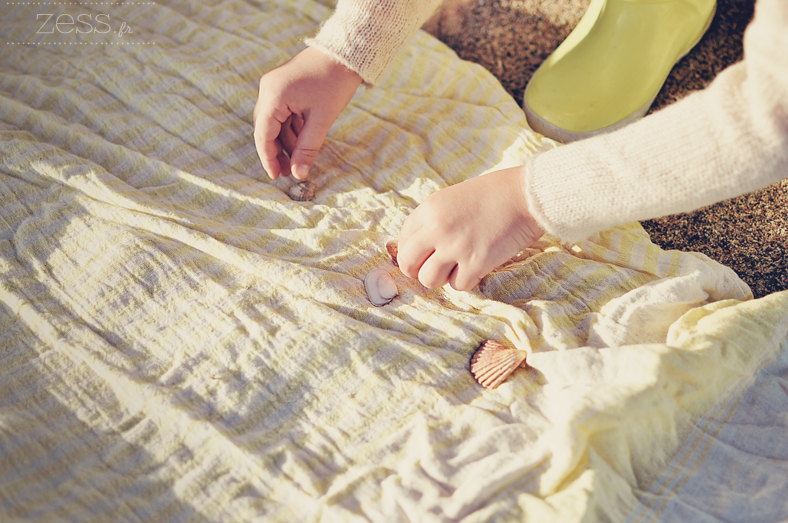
2,1,788,521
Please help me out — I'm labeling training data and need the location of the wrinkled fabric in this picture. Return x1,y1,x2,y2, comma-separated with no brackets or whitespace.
1,1,787,521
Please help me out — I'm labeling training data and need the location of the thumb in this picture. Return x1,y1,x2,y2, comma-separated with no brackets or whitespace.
289,114,332,180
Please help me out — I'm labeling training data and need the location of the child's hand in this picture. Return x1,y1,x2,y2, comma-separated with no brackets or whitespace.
254,46,362,180
397,166,545,291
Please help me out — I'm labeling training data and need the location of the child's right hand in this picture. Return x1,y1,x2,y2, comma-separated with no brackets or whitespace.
254,46,363,180
396,166,545,291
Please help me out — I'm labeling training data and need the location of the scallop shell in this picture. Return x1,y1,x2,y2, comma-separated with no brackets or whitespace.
364,267,398,306
385,240,399,267
470,339,528,389
288,181,315,201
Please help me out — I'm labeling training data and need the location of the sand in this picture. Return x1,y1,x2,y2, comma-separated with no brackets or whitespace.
427,0,786,298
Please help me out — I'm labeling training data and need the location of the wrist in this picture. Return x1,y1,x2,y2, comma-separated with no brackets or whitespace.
513,164,546,241
304,45,364,87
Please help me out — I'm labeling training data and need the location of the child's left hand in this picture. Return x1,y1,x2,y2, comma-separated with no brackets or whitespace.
396,166,545,291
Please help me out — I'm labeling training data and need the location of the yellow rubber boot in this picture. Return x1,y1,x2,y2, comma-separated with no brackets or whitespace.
523,0,717,143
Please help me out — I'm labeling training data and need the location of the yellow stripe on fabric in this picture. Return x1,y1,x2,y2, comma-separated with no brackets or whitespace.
1,282,300,521
628,294,788,523
204,307,498,485
0,0,759,519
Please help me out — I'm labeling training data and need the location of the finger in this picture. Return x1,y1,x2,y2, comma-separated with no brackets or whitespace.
253,97,290,180
417,253,457,289
398,206,425,243
396,229,431,280
255,134,283,180
447,264,482,292
291,113,305,135
280,114,299,156
289,113,333,180
252,107,280,179
275,140,291,178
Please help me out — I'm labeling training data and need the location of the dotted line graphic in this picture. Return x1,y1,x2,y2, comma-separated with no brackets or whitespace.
6,42,156,44
5,2,157,5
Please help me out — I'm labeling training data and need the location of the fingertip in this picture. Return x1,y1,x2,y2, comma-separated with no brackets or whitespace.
255,140,278,180
395,248,419,280
417,259,455,290
261,159,278,180
401,264,419,281
396,258,416,280
291,163,310,180
395,236,428,281
290,117,329,179
420,275,447,290
447,266,462,291
449,275,480,292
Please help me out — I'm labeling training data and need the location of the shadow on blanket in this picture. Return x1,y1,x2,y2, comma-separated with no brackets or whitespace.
1,0,787,521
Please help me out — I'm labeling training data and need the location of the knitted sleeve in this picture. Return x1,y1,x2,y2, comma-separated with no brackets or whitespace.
305,0,443,85
524,0,788,243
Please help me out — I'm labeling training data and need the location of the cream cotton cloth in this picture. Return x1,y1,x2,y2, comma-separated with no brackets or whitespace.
1,1,788,521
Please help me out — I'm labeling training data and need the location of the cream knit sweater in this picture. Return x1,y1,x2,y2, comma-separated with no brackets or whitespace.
305,0,443,85
308,0,788,242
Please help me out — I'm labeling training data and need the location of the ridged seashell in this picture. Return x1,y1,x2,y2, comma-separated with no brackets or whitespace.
289,181,315,201
364,268,398,306
385,240,399,267
470,339,528,389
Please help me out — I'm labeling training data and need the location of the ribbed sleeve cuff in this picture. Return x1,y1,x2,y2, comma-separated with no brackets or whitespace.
305,0,441,85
